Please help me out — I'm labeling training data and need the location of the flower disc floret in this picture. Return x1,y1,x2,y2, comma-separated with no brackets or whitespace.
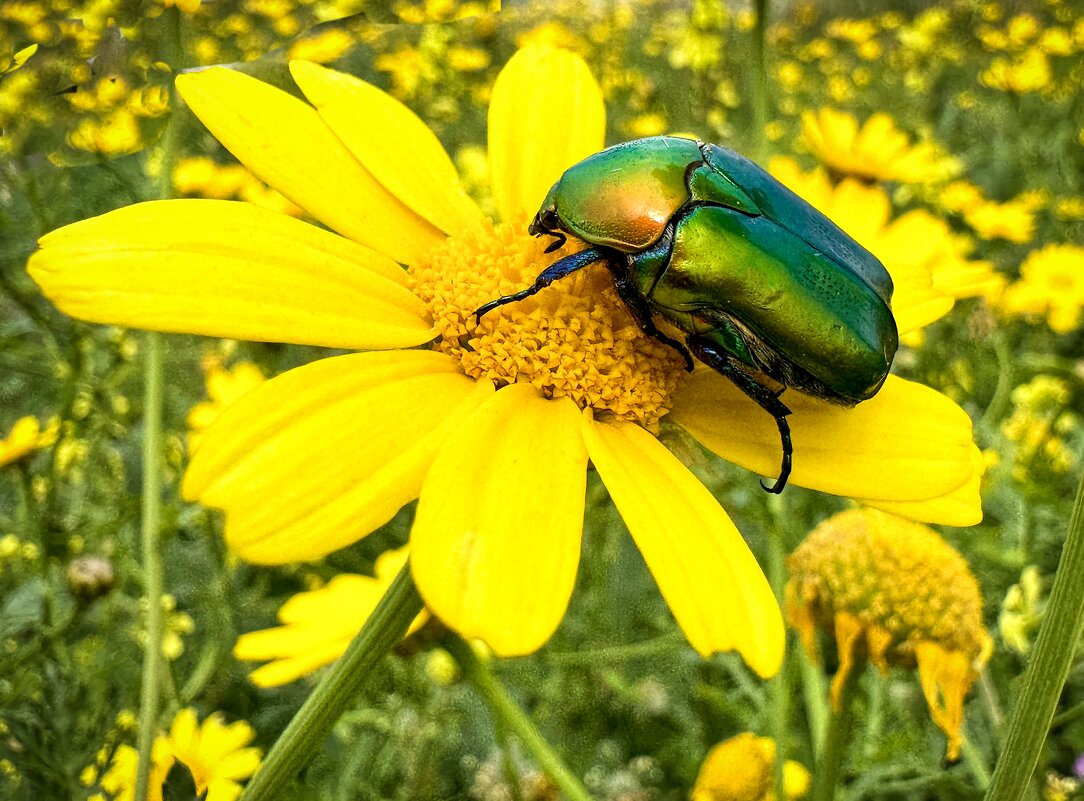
409,222,688,430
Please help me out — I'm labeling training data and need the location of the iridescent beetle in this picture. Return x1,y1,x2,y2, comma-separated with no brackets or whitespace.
475,136,898,492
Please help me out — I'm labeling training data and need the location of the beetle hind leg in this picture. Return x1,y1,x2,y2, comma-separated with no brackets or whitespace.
473,247,608,321
686,335,793,494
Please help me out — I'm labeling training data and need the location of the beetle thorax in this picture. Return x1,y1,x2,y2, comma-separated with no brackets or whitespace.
407,221,689,431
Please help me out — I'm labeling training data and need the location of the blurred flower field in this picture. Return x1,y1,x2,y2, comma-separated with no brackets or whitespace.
2,0,1084,799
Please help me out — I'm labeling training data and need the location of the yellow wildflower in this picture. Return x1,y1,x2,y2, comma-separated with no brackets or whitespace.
29,47,982,673
997,244,1084,332
999,566,1043,655
691,733,810,801
964,196,1037,243
234,546,427,686
93,710,259,801
799,108,957,184
187,360,266,453
980,48,1052,93
786,508,992,760
1000,375,1077,481
98,738,175,801
168,709,261,801
0,415,59,468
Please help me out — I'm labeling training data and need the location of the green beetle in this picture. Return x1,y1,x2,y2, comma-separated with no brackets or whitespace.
475,136,898,493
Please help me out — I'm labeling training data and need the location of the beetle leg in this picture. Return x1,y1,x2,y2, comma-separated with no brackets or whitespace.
607,263,695,371
473,247,609,321
543,232,567,254
686,335,793,494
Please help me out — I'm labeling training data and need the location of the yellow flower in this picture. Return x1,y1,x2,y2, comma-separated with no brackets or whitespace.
980,48,1052,93
1000,375,1078,481
99,740,174,801
234,546,427,686
691,732,809,801
786,508,992,760
799,108,957,184
163,0,202,11
997,244,1084,332
0,415,59,468
94,710,260,801
28,47,982,674
964,195,1037,244
999,565,1043,655
187,360,266,453
168,709,261,801
769,158,1003,340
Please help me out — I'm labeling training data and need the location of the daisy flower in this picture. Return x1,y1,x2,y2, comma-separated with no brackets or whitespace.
799,107,957,185
28,45,982,678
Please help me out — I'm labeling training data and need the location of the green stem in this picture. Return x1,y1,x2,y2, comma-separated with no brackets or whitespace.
134,330,164,801
443,633,595,801
749,0,770,160
134,12,184,797
960,731,991,789
766,494,788,801
239,562,423,800
799,648,829,760
811,666,859,801
984,466,1084,801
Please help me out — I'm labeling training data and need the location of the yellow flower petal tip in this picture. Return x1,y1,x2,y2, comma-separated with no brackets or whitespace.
786,508,991,758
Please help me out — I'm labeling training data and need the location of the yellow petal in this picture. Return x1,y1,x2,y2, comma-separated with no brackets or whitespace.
581,413,783,678
668,372,978,506
29,199,434,349
176,67,443,264
411,384,588,656
290,61,484,238
865,444,984,526
184,350,493,564
488,45,605,227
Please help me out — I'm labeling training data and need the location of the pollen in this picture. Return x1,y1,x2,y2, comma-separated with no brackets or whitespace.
785,508,992,760
408,221,688,430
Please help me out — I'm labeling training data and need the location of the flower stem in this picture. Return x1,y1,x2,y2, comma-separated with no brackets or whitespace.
134,8,184,797
811,666,859,801
749,0,770,160
133,329,164,801
443,633,595,801
984,466,1084,801
239,562,423,800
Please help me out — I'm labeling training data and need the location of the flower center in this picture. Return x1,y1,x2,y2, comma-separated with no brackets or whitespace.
408,221,688,430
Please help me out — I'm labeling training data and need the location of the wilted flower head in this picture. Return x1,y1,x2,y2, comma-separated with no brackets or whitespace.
691,732,810,801
786,508,992,759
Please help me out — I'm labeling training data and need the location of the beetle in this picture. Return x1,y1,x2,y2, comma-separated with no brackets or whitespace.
474,136,899,493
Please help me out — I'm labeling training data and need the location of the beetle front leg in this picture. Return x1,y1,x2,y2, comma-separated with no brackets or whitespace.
686,335,793,494
607,263,695,371
473,247,609,321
